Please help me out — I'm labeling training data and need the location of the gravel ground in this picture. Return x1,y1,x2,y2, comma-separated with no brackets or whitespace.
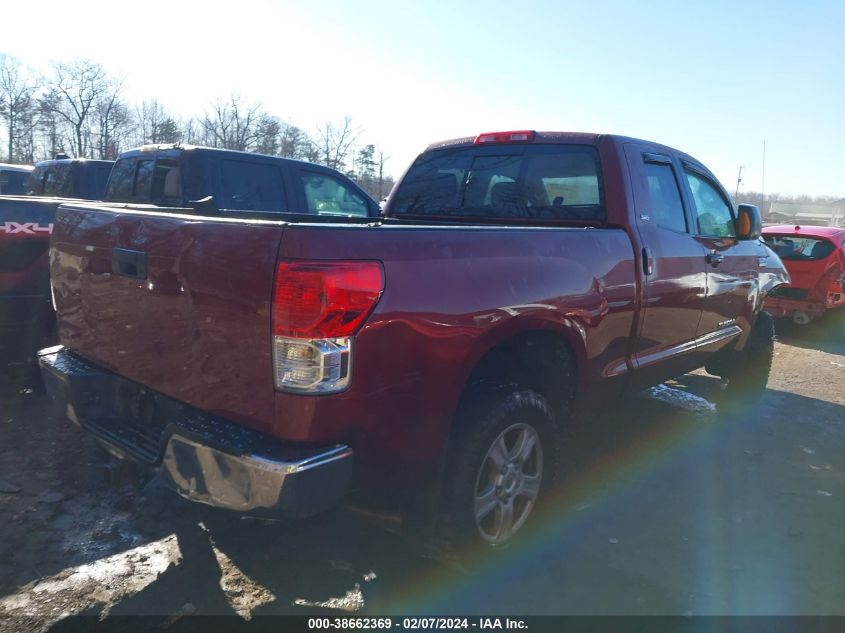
0,312,843,629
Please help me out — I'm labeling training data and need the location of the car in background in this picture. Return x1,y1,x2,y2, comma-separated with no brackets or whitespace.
1,144,378,368
27,155,114,200
0,163,34,195
762,225,845,325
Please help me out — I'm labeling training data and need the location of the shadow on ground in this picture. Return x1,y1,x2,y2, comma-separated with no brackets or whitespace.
774,310,845,355
1,352,845,628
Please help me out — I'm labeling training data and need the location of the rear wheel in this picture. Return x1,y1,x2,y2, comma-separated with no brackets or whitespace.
432,389,559,553
473,421,544,544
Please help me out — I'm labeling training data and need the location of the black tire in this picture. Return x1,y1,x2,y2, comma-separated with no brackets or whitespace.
709,311,775,411
430,388,560,555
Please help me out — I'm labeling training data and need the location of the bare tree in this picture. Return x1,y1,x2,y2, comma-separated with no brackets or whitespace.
0,55,39,163
37,91,65,158
254,113,281,155
354,143,376,191
316,116,359,171
136,99,182,146
181,117,201,145
2,53,399,183
278,123,314,161
201,94,262,151
42,60,115,157
376,146,390,199
93,81,133,159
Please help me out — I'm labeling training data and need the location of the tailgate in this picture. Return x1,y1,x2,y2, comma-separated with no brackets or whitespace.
50,204,285,434
0,197,60,291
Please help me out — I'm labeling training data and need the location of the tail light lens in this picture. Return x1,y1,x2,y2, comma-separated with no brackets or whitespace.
474,130,535,144
272,260,383,393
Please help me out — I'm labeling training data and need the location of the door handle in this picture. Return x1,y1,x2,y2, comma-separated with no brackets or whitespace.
642,247,654,275
705,252,724,267
112,248,148,279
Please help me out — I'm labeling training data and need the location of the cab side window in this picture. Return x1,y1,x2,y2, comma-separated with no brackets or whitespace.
643,159,687,233
218,160,286,212
685,170,736,237
301,172,369,216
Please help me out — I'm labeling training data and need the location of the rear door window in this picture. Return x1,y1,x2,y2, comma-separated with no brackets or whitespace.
300,172,370,216
390,144,604,222
218,159,286,212
642,159,688,233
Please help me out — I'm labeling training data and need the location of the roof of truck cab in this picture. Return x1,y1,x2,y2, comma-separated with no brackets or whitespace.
763,225,845,240
0,162,34,172
115,144,319,168
425,131,601,151
34,158,114,167
422,132,703,163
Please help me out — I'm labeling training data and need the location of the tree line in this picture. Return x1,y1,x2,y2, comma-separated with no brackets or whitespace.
735,191,843,216
0,55,394,198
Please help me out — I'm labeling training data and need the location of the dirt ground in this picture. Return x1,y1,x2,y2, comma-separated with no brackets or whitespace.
0,313,843,630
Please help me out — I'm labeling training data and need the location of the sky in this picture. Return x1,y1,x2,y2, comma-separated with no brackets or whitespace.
2,0,844,197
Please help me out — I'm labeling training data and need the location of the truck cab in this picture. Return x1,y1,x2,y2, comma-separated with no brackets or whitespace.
27,156,114,200
0,163,33,196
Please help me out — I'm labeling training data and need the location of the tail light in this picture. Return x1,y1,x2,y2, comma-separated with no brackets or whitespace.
272,260,383,393
474,130,535,144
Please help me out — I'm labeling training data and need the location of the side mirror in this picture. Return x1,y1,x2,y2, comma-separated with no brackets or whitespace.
736,203,761,240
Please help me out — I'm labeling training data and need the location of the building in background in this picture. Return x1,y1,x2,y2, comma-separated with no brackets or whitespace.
764,200,844,227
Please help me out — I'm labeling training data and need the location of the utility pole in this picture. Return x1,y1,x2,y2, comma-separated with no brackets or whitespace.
761,140,767,212
735,165,744,197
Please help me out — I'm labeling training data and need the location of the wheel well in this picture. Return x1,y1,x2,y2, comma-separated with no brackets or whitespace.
461,331,577,425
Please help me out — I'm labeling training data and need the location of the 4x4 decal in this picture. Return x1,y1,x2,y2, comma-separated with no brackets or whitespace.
0,222,54,234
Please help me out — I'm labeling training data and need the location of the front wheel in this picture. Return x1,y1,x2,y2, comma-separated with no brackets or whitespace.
709,311,775,411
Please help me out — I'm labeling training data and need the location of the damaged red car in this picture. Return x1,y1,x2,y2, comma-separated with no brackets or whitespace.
762,225,845,325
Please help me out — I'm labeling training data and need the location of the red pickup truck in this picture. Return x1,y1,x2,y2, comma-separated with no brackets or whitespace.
40,132,788,549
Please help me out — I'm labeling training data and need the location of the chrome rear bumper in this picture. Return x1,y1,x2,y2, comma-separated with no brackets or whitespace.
159,435,352,516
39,346,353,518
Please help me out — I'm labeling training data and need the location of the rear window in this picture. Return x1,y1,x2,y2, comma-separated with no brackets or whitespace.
0,169,31,195
105,157,180,205
764,235,836,260
390,144,604,222
41,164,74,196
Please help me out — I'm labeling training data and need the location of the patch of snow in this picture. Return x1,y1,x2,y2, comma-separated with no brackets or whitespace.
645,384,718,416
